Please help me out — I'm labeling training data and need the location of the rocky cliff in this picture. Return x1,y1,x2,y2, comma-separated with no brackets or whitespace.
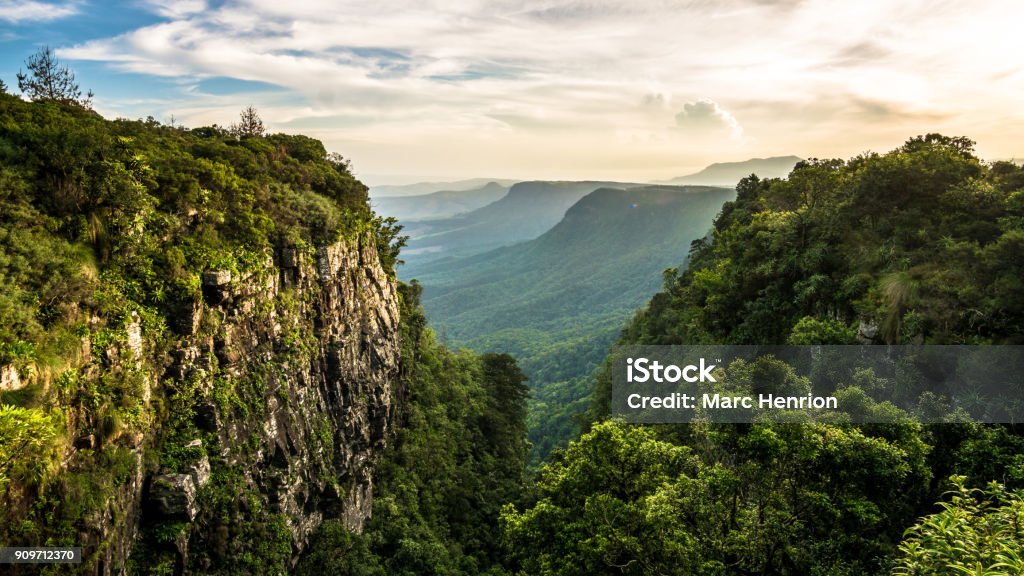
3,235,400,574
157,236,400,571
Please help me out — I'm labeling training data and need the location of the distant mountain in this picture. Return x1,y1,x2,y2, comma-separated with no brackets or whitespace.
666,155,801,186
412,185,735,459
400,180,646,268
371,181,510,221
370,177,518,197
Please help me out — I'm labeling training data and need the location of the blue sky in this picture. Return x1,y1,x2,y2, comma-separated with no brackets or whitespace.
2,0,1022,184
2,2,166,103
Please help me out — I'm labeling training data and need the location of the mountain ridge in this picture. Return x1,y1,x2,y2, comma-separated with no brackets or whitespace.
400,180,648,268
664,155,802,186
371,181,510,221
370,177,518,197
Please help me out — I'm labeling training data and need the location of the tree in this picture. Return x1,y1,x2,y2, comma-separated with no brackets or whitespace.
0,78,7,94
372,215,407,275
16,46,93,108
501,421,701,575
231,105,265,137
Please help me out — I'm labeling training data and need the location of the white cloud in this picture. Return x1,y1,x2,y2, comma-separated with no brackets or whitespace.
0,0,79,22
53,0,1024,180
675,99,743,140
144,0,207,18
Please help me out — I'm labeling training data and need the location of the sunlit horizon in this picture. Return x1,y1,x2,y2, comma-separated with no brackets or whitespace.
2,0,1022,184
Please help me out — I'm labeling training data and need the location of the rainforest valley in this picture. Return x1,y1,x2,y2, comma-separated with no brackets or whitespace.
2,83,1024,575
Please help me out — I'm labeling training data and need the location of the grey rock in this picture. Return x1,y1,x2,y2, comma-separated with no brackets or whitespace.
190,454,211,488
150,474,197,521
172,299,204,336
857,319,880,343
202,270,232,286
202,271,233,305
281,247,301,268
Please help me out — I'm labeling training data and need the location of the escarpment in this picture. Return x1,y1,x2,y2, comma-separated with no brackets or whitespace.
0,93,408,575
144,237,401,572
2,236,400,575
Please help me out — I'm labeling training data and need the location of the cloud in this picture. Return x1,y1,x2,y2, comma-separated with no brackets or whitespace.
144,0,207,18
675,99,743,139
0,0,79,22
44,0,1024,180
830,41,891,67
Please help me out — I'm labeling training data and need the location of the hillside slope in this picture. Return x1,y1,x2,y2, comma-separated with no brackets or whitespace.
414,185,735,457
400,180,647,267
371,181,509,221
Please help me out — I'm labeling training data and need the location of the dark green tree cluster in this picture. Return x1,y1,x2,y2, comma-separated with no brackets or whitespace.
505,407,933,573
503,136,1024,575
615,134,1023,347
297,281,530,575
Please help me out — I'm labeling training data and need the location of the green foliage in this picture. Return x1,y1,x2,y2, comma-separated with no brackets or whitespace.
185,468,294,575
561,137,1024,574
611,137,1023,349
892,476,1024,575
787,316,857,344
501,421,700,575
296,519,386,575
504,418,931,575
0,404,61,490
373,214,407,276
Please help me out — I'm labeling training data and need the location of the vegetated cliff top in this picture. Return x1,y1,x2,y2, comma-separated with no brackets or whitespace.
618,134,1024,351
0,92,401,378
0,92,414,572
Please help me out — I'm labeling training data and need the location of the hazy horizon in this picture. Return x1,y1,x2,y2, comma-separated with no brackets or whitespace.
3,0,1022,183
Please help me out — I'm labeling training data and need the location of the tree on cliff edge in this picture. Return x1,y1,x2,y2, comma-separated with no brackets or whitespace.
231,105,266,137
17,46,93,108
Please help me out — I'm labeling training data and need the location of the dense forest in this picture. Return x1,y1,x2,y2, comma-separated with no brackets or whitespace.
0,62,534,574
504,134,1024,575
3,51,1024,575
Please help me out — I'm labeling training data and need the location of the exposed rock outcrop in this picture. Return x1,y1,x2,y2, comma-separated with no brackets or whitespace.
52,234,400,575
157,235,400,569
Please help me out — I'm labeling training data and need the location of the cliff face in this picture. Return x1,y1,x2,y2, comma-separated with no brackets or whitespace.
0,95,401,575
159,236,400,571
28,235,400,574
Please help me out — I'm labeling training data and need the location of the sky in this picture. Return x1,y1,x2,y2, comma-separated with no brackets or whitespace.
1,0,1022,185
